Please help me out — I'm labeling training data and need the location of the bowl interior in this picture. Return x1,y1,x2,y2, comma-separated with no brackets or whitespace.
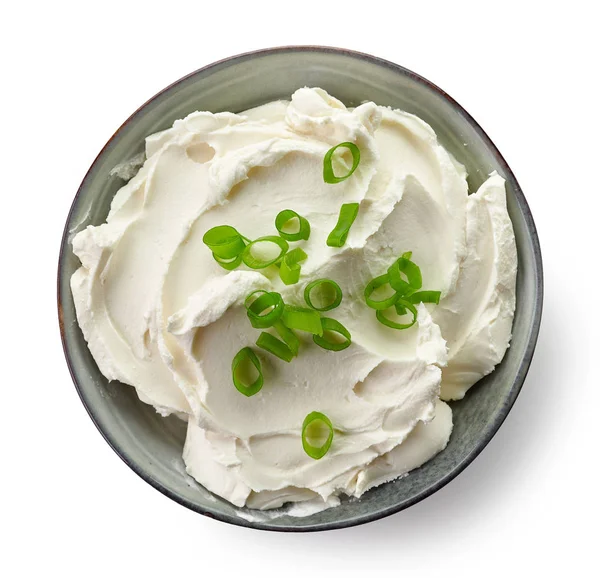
58,47,542,531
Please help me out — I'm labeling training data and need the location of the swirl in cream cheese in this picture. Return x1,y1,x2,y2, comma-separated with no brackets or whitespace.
71,88,517,513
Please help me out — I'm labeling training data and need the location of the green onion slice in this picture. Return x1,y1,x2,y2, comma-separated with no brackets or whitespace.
407,290,441,305
364,274,400,310
274,321,300,356
323,142,361,184
282,305,323,336
302,411,334,460
387,256,422,295
231,347,263,397
313,317,352,351
326,203,359,247
279,247,307,286
304,278,343,311
203,225,246,259
394,302,407,315
275,210,311,242
244,290,284,329
376,299,418,330
213,253,243,271
242,236,289,269
256,331,295,362
255,320,300,362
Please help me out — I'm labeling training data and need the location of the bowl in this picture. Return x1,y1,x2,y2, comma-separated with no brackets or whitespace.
58,46,543,531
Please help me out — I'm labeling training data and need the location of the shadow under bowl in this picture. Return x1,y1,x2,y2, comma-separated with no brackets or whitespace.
58,46,543,532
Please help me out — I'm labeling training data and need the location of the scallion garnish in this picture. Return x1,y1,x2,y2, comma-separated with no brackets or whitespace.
279,247,307,286
213,253,243,271
255,316,300,362
387,255,422,295
203,225,247,259
302,411,334,459
282,305,323,336
323,142,360,184
407,290,441,305
273,321,300,356
256,331,296,362
364,274,400,310
326,203,359,248
244,290,284,328
313,317,352,351
242,236,289,269
304,278,343,311
364,253,441,330
275,209,311,242
375,299,418,330
231,347,263,397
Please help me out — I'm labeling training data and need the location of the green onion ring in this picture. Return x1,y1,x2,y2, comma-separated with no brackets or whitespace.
326,203,359,247
387,256,422,295
279,247,307,286
256,331,295,362
242,236,289,269
213,253,243,271
364,274,400,310
323,142,361,184
231,347,263,397
376,299,418,330
394,302,407,315
275,210,311,242
273,321,300,356
302,411,334,460
313,317,352,351
304,278,343,311
244,291,284,328
407,290,441,305
203,225,246,259
282,305,323,336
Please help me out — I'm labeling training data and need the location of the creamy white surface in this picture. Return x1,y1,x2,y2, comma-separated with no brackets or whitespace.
71,87,517,511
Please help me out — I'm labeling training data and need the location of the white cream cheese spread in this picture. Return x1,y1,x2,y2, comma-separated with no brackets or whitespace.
71,88,517,512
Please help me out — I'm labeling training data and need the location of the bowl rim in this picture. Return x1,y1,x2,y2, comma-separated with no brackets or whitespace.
57,45,544,532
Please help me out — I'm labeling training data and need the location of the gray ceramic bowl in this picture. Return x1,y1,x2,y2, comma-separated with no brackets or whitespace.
58,46,543,531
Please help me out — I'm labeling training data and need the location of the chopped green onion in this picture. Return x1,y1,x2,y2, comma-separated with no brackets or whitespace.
279,247,307,286
274,321,300,356
394,302,407,315
323,142,361,184
213,253,243,271
366,255,440,331
376,299,418,330
313,317,352,351
326,203,359,247
256,331,295,362
242,236,289,269
364,274,400,310
244,291,284,328
304,278,343,311
387,256,422,295
282,305,323,336
275,210,311,242
407,290,441,305
255,319,300,362
203,225,246,259
302,411,334,459
231,347,263,397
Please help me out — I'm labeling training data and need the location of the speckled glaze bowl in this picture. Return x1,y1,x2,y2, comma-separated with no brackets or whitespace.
58,46,543,531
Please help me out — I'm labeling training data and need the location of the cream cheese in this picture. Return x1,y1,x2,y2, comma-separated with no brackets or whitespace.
71,87,517,511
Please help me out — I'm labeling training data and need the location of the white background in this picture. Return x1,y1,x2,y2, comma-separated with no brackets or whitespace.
2,1,598,576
